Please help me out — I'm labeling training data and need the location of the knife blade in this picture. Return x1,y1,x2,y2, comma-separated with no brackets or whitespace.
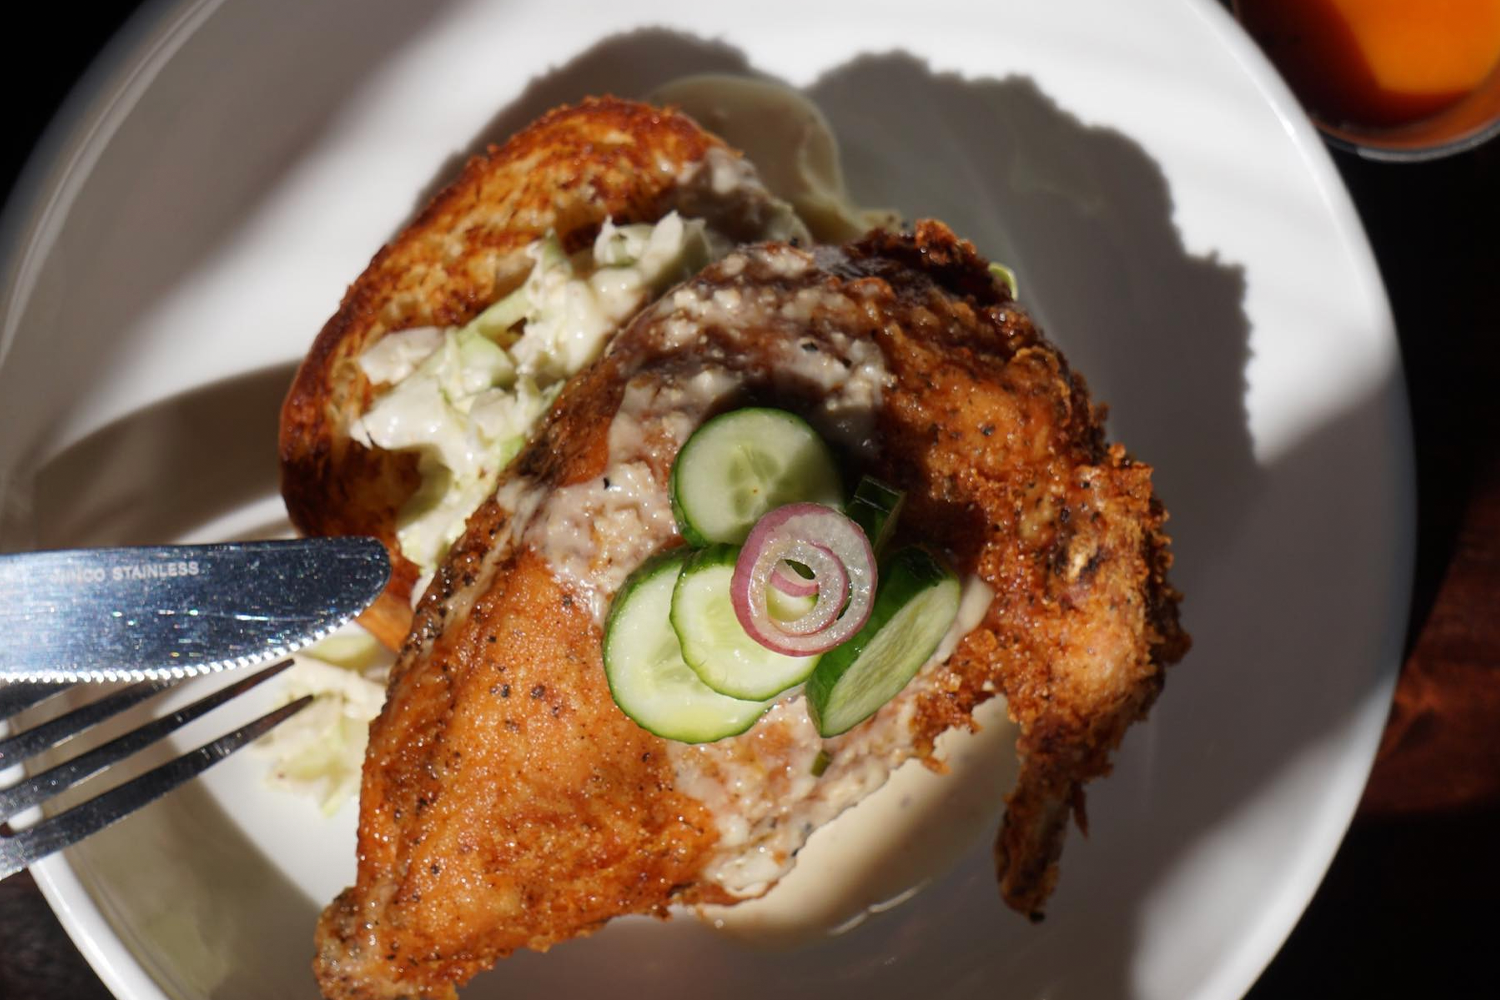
0,538,390,683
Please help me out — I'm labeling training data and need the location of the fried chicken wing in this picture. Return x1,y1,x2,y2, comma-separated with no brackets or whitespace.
311,222,1187,1000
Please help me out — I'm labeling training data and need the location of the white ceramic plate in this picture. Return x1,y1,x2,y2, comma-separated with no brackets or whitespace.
0,0,1411,998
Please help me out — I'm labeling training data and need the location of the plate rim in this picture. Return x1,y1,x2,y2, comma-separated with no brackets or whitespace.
3,1,1414,999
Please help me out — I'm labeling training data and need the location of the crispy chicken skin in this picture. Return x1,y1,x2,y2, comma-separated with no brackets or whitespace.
278,98,730,648
311,222,1187,1000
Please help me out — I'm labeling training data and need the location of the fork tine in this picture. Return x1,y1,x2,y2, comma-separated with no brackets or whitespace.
0,694,314,879
0,679,177,767
0,682,72,724
0,660,297,822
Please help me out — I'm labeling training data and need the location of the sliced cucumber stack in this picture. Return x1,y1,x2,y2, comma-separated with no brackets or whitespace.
670,408,843,545
604,551,769,743
608,405,964,745
671,544,821,701
806,547,961,737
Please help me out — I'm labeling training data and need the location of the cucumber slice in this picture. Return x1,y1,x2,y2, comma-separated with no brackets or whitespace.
671,545,821,701
806,547,961,737
670,408,843,545
767,580,817,620
845,476,905,554
604,551,769,743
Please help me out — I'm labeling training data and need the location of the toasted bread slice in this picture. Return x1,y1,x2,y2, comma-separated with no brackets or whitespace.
278,98,739,648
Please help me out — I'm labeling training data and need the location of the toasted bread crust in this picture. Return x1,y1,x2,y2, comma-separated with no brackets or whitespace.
278,98,727,646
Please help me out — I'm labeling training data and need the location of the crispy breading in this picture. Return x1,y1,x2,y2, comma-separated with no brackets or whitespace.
828,229,1188,915
311,222,1187,1000
278,98,729,648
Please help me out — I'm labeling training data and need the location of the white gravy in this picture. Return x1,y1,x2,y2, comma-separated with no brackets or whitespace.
698,696,1019,948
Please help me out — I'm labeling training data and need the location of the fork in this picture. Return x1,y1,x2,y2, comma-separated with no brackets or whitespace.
0,660,311,879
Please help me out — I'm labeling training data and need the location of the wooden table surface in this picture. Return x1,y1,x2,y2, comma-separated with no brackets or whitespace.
2,6,1496,999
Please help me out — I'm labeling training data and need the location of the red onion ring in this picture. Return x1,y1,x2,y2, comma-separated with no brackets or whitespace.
767,544,847,635
770,561,819,598
731,504,876,656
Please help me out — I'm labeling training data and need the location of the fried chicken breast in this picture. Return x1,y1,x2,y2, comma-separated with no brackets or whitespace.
311,222,1187,1000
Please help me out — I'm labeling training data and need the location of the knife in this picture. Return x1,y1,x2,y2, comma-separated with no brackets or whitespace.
0,538,390,683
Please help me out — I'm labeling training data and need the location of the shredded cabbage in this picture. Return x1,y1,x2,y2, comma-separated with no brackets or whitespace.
348,211,715,590
254,630,391,815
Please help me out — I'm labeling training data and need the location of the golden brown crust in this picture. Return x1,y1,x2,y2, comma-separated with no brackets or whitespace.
821,223,1189,915
278,98,728,647
313,288,727,1000
313,221,1187,999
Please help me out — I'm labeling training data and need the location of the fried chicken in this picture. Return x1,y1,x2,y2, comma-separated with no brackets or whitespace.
310,222,1187,1000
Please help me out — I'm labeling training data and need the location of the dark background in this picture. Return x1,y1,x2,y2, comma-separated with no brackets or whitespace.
1,2,1496,998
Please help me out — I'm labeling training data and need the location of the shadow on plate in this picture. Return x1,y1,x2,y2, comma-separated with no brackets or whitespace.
402,29,759,221
67,778,319,1000
2,362,296,549
0,0,465,471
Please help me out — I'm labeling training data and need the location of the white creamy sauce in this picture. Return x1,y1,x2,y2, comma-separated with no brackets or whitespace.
528,368,740,621
669,694,907,899
356,326,446,385
698,695,1019,947
510,214,714,382
773,332,892,459
656,256,894,456
931,575,997,672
